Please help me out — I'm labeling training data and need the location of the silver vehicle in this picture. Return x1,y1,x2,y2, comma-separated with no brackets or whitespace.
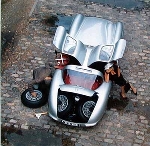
48,14,126,127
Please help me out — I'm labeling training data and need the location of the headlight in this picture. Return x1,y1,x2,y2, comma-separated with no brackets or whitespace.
58,95,68,112
63,36,77,54
99,45,114,61
82,101,96,118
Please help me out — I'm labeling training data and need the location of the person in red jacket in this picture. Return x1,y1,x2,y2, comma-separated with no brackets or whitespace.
104,61,137,99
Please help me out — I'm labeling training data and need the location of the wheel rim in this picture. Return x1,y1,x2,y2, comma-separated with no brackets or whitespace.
26,90,42,102
58,95,68,112
82,101,96,118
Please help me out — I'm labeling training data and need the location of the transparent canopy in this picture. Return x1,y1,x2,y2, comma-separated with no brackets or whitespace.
63,69,103,90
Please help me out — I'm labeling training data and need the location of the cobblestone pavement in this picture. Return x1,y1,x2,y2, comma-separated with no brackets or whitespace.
1,0,150,145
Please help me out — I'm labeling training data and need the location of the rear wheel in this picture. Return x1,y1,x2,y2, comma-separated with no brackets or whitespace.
21,89,48,108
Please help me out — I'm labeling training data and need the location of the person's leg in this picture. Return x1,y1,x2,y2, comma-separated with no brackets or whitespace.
114,74,127,98
120,86,127,98
130,84,137,95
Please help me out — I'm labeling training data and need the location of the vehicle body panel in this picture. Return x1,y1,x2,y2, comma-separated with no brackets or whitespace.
49,14,126,127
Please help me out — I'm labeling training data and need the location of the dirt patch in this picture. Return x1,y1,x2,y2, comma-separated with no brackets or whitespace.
1,125,75,146
1,0,11,5
42,15,59,26
1,0,35,73
107,97,150,121
107,97,129,111
81,0,150,10
62,137,75,146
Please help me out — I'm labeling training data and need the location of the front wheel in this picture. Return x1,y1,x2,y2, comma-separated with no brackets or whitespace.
21,89,48,108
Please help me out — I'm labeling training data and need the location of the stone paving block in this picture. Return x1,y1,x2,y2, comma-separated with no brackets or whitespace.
75,143,83,146
56,131,63,135
106,134,116,139
133,144,141,146
72,133,80,138
7,115,15,119
3,109,11,114
2,83,11,87
4,123,11,127
9,119,17,124
64,132,71,136
104,138,113,143
43,124,50,129
122,142,132,146
21,124,29,130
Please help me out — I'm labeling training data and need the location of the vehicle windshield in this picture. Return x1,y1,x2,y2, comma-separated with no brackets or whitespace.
63,69,103,90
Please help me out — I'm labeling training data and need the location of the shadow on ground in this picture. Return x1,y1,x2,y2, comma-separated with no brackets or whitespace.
1,125,75,146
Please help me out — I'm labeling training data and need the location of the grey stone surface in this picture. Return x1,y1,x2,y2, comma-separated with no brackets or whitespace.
1,0,150,145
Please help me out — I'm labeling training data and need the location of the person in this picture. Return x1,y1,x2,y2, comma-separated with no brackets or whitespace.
28,63,55,97
104,61,137,99
28,52,70,97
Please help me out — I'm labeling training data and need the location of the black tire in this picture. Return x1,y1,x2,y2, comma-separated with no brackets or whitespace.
77,100,96,122
21,89,48,108
57,94,73,118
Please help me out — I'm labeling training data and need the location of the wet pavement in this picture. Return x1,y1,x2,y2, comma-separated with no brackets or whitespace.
2,126,63,146
1,0,35,72
81,0,149,10
1,0,150,146
1,0,35,32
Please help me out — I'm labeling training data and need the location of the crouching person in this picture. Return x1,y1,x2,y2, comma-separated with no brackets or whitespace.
28,63,55,98
21,62,55,108
21,53,70,108
104,61,137,99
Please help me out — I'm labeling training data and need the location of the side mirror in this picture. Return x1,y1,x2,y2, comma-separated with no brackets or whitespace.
53,26,67,51
112,39,126,60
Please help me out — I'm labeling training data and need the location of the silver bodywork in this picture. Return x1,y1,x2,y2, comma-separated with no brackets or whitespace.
48,14,126,127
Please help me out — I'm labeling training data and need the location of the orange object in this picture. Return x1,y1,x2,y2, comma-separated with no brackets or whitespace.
55,53,70,69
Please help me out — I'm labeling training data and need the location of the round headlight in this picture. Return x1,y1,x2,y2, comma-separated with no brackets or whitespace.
82,101,96,118
58,95,68,112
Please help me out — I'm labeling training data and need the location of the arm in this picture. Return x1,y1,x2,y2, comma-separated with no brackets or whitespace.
117,66,121,77
113,61,120,77
28,79,37,94
28,77,44,97
104,72,110,82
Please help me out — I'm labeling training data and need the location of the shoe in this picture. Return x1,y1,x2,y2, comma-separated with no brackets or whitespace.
120,92,127,99
131,88,137,95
